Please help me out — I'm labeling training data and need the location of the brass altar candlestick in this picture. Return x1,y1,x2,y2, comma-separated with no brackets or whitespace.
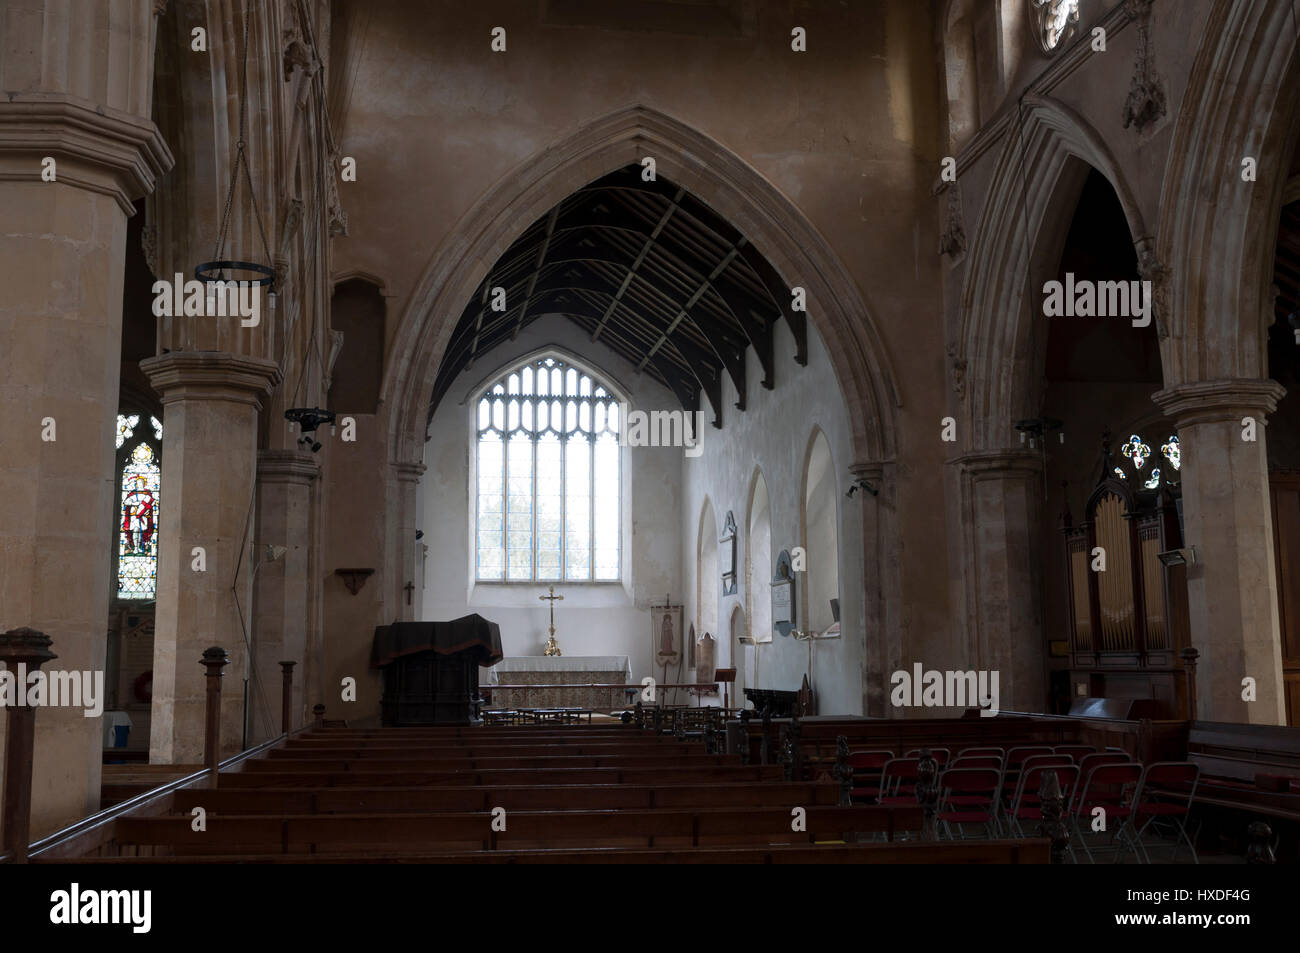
540,585,564,656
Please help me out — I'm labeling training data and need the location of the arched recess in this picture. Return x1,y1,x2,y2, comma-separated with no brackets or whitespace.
1154,0,1300,385
384,105,899,469
959,94,1153,452
697,498,719,647
747,471,773,659
329,278,385,414
802,428,840,636
729,604,748,705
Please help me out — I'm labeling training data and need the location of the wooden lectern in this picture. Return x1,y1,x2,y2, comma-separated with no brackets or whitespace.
714,668,736,710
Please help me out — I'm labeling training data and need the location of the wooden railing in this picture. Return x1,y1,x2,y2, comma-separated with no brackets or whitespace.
0,626,307,864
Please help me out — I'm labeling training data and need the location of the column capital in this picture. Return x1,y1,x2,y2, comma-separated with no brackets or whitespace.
257,448,320,484
0,94,174,214
391,460,427,483
1153,378,1286,426
951,448,1044,477
141,352,282,410
848,461,886,482
0,627,57,669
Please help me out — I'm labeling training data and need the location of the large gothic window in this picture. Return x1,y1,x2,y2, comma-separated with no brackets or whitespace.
475,356,621,582
116,414,162,599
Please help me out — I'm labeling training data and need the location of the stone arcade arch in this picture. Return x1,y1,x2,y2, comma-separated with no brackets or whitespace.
954,95,1153,713
1146,1,1300,723
381,106,903,712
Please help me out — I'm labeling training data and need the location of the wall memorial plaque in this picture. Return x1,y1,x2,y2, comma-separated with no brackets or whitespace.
720,510,737,596
771,549,795,638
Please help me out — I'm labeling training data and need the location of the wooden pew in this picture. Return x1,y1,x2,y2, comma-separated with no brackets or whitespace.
108,804,925,855
41,716,1063,864
168,781,845,814
217,764,788,788
46,839,1051,864
265,742,708,759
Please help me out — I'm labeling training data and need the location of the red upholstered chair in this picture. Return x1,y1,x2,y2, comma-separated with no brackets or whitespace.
1069,762,1144,863
1077,751,1131,779
904,747,951,767
951,755,1003,771
997,746,1052,813
877,757,923,804
1132,762,1201,864
1002,754,1073,816
847,750,895,804
956,746,1005,758
937,767,1002,839
1006,764,1079,837
1054,745,1096,761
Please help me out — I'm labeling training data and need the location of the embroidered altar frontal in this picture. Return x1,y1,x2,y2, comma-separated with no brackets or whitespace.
484,656,632,711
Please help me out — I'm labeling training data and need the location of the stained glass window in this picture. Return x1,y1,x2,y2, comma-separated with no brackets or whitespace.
1113,432,1181,488
117,415,161,599
1121,434,1151,470
475,357,621,582
116,414,139,449
1032,0,1080,53
1161,435,1180,471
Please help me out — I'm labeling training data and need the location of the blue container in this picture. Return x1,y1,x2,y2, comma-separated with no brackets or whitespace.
113,725,130,748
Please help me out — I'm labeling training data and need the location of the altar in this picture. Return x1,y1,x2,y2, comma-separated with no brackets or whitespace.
483,656,632,711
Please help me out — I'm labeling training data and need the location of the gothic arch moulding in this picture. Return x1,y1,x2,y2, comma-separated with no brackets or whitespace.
1155,0,1300,387
958,94,1152,452
383,105,900,468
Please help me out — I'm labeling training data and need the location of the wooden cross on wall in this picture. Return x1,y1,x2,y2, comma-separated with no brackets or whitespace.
404,581,414,605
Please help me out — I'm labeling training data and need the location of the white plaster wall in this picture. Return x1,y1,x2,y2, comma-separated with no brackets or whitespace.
682,320,864,715
419,314,682,684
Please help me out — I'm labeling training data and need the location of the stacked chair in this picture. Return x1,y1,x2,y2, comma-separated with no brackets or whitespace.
842,740,1202,862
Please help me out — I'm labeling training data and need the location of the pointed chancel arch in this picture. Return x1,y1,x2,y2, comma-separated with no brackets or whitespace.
801,429,840,636
384,105,899,469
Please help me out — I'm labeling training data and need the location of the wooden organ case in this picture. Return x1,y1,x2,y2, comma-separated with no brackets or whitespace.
1061,434,1190,718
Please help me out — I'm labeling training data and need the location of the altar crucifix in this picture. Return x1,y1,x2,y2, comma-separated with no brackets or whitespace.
540,585,564,656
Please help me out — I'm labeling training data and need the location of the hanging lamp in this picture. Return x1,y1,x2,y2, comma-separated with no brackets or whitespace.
194,1,276,307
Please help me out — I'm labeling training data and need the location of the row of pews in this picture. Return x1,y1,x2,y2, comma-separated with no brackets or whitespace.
30,722,1050,863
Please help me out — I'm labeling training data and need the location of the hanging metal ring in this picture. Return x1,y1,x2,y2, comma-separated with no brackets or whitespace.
194,259,276,289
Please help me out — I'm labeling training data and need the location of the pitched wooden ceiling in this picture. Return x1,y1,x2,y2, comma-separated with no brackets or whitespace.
429,166,804,426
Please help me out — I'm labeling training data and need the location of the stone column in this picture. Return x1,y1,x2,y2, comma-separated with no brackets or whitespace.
0,52,172,839
248,449,319,743
141,352,281,762
956,450,1046,714
850,461,899,717
388,461,427,623
1153,379,1287,724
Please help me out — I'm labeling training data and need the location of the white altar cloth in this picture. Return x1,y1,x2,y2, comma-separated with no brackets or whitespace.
482,656,633,710
483,656,631,681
